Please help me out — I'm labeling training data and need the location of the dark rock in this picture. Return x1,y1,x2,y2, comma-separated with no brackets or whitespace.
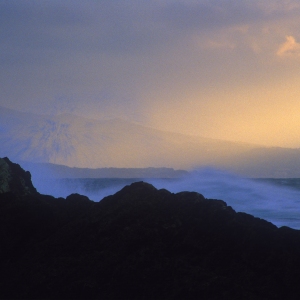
1,160,300,299
0,157,37,196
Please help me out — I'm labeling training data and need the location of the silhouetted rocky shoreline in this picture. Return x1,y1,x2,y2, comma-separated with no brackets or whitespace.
1,157,300,299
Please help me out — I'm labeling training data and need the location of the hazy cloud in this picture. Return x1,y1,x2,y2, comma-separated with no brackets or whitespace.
1,0,300,147
277,36,300,57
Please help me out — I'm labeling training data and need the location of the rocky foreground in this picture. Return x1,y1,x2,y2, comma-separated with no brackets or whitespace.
1,157,300,299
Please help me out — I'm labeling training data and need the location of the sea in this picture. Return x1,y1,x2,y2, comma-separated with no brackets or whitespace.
32,168,300,230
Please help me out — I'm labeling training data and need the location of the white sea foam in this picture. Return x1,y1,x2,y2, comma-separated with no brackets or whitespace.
149,168,300,229
31,167,300,229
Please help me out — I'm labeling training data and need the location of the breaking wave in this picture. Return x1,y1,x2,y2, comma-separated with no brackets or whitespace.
31,167,300,229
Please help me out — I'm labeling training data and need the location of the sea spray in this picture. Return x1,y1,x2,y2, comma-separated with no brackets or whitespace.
32,177,139,201
149,168,300,229
31,167,300,229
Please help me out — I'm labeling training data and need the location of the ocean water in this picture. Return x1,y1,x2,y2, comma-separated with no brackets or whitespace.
32,168,300,230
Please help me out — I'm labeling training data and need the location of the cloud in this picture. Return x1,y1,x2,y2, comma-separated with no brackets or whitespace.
1,0,300,148
276,35,300,57
256,0,300,14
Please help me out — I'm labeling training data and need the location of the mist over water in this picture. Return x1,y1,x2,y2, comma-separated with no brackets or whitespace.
31,168,300,229
150,169,300,229
32,177,137,203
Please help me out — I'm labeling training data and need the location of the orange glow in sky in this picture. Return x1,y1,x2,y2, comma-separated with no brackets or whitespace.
1,1,300,148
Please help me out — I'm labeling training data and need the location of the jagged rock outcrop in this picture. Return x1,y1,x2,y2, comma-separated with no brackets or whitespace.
0,157,37,196
1,159,300,299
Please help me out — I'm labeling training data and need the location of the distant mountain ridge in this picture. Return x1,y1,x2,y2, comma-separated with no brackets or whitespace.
21,161,188,179
1,106,300,177
0,106,256,168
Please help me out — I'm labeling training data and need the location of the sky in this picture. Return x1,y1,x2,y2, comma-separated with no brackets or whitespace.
1,0,300,147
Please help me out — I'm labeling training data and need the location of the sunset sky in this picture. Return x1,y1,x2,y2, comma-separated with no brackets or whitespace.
1,0,300,147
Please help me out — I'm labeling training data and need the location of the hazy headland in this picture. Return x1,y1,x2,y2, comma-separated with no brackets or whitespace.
2,106,300,229
2,2,300,297
1,106,300,179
